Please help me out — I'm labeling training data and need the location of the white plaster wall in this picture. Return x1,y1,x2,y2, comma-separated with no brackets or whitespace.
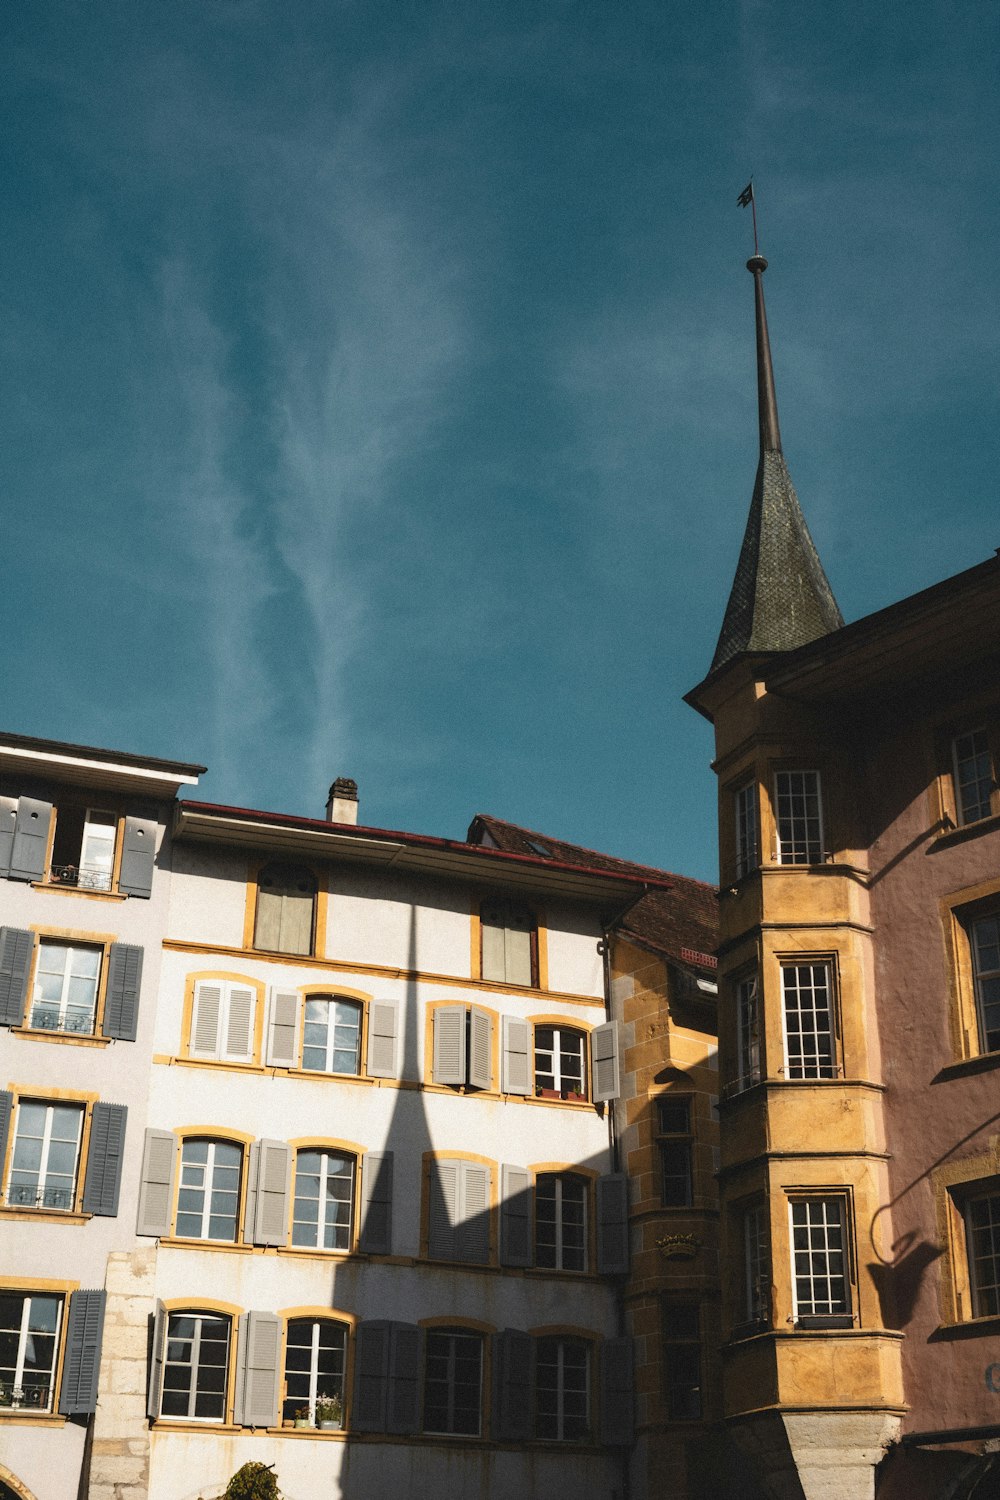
166,845,249,950
324,869,473,978
541,900,605,997
0,1419,88,1500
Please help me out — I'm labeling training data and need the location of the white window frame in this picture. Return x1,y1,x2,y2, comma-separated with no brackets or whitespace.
301,996,363,1076
963,1191,1000,1319
534,1025,587,1097
736,974,761,1089
291,1149,356,1252
79,808,117,891
30,939,103,1035
7,1100,84,1211
175,1139,243,1242
952,730,994,827
773,770,825,865
780,961,838,1080
0,1292,63,1411
789,1197,852,1322
535,1336,590,1441
422,1327,483,1436
282,1317,347,1424
160,1311,231,1423
742,1202,770,1326
534,1172,588,1271
734,781,760,879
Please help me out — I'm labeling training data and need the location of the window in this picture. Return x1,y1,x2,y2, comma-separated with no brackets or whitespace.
254,864,317,956
657,1098,693,1207
423,1328,483,1436
160,1311,231,1421
302,997,362,1075
736,975,761,1089
953,730,996,827
188,980,257,1064
29,941,103,1035
734,782,759,879
6,1100,84,1210
964,1191,1000,1318
742,1202,770,1327
427,1158,491,1264
662,1301,702,1419
790,1198,852,1324
971,915,1000,1054
534,1026,587,1099
50,807,117,891
535,1173,587,1270
781,962,837,1079
282,1318,347,1424
481,900,536,986
292,1150,356,1251
175,1139,243,1241
535,1337,589,1441
774,771,824,864
0,1292,62,1411
431,1005,493,1090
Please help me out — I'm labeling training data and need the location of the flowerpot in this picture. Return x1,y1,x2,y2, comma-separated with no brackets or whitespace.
318,1420,341,1431
294,1419,311,1429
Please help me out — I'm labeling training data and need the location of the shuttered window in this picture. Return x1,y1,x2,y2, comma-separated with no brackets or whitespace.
50,807,117,892
175,1139,243,1241
160,1312,231,1422
423,1329,483,1436
189,980,257,1063
0,1292,62,1411
302,997,362,1074
30,941,102,1035
481,901,536,987
6,1100,84,1211
292,1150,356,1251
282,1318,347,1425
428,1158,491,1264
534,1026,586,1098
535,1173,587,1270
535,1337,589,1441
254,864,317,956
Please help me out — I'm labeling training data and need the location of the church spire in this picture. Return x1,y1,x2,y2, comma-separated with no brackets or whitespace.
709,255,843,673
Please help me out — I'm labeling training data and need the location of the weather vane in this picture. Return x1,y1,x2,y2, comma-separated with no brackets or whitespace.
738,179,759,256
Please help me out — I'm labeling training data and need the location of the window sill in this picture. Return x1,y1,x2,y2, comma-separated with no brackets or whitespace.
152,1421,241,1434
0,1207,89,1225
934,1051,1000,1083
269,1425,347,1439
10,1027,111,1049
0,1410,65,1426
173,1056,267,1076
929,811,1000,852
930,1315,1000,1342
158,1238,254,1255
30,882,127,902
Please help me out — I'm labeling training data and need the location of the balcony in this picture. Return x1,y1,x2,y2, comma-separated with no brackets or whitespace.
48,862,112,892
27,1006,95,1036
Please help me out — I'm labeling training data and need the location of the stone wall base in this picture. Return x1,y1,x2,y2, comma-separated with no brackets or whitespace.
730,1410,902,1500
88,1246,157,1500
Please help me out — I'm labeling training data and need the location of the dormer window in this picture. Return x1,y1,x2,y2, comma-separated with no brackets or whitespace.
481,900,536,987
253,864,317,956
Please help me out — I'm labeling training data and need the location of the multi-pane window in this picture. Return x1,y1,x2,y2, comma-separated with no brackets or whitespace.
175,1139,242,1241
50,806,117,891
302,997,362,1075
743,1202,771,1327
657,1098,693,1207
160,1312,231,1421
662,1301,702,1419
736,975,761,1089
481,900,535,986
965,1192,1000,1318
7,1101,84,1210
292,1150,355,1251
535,1172,587,1270
0,1292,62,1410
781,963,837,1079
774,771,824,865
423,1328,483,1436
953,731,994,826
535,1336,589,1441
254,864,317,956
534,1026,586,1097
30,941,102,1035
282,1318,347,1424
971,916,1000,1054
790,1198,851,1321
734,782,759,879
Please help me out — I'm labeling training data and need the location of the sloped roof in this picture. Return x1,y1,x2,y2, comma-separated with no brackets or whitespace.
467,814,718,973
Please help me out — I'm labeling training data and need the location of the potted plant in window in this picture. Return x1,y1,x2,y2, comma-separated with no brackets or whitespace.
293,1406,312,1429
315,1393,342,1431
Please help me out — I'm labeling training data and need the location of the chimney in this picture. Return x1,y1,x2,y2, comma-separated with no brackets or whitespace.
326,777,359,825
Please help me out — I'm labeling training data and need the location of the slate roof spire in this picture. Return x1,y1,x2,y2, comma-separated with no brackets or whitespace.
710,255,843,672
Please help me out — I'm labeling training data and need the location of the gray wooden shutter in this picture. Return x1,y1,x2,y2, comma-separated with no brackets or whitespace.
147,1301,167,1417
9,797,52,882
597,1172,630,1275
253,1140,291,1247
265,989,300,1067
481,905,506,982
136,1129,177,1237
102,944,143,1041
118,815,156,898
600,1337,635,1445
468,1006,493,1090
432,1004,467,1086
493,1329,533,1441
0,1092,12,1177
190,982,224,1059
591,1020,622,1103
501,1015,531,1095
224,985,256,1062
387,1323,422,1435
359,1151,393,1255
366,999,400,1079
58,1289,107,1415
352,1321,390,1432
428,1158,459,1260
0,796,17,876
500,1164,531,1268
236,1311,281,1428
0,927,33,1026
82,1103,127,1216
243,1141,260,1246
505,907,534,987
458,1161,491,1264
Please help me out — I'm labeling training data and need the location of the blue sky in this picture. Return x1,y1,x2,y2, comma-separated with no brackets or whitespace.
2,1,997,882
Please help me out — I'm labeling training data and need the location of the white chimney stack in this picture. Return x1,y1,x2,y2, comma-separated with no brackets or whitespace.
326,777,358,825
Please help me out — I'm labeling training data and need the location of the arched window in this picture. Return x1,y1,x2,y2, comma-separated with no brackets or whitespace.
422,1327,483,1436
292,1149,356,1251
175,1138,243,1242
282,1318,348,1425
535,1173,587,1271
533,1026,587,1099
160,1310,231,1422
535,1336,589,1441
254,864,317,956
302,997,363,1075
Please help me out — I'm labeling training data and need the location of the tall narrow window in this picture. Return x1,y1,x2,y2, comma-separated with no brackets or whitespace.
423,1328,483,1436
50,807,117,891
734,782,759,879
0,1292,62,1411
781,962,837,1079
292,1150,356,1250
175,1139,242,1241
302,997,363,1075
534,1026,587,1098
736,975,761,1089
535,1173,587,1270
481,900,536,986
774,771,824,865
662,1301,702,1419
971,916,1000,1054
953,730,994,826
282,1318,347,1424
743,1202,770,1327
657,1098,694,1207
790,1198,851,1323
7,1101,84,1210
30,941,102,1035
254,864,317,956
160,1312,231,1422
535,1337,589,1441
964,1191,1000,1318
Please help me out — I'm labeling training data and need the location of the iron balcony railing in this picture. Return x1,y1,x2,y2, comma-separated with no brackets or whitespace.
28,1007,95,1036
49,861,112,892
4,1184,74,1211
0,1381,53,1411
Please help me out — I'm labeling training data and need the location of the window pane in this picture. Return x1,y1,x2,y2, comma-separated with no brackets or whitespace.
775,771,824,864
954,731,994,826
782,964,836,1079
791,1200,850,1317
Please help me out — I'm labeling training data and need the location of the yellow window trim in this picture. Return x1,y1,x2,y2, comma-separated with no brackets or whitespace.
180,971,267,1066
20,926,120,1038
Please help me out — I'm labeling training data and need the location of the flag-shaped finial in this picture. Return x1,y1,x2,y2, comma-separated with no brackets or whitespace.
737,179,759,255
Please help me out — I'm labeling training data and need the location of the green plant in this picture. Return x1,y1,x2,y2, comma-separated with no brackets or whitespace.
315,1391,343,1422
223,1462,281,1500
